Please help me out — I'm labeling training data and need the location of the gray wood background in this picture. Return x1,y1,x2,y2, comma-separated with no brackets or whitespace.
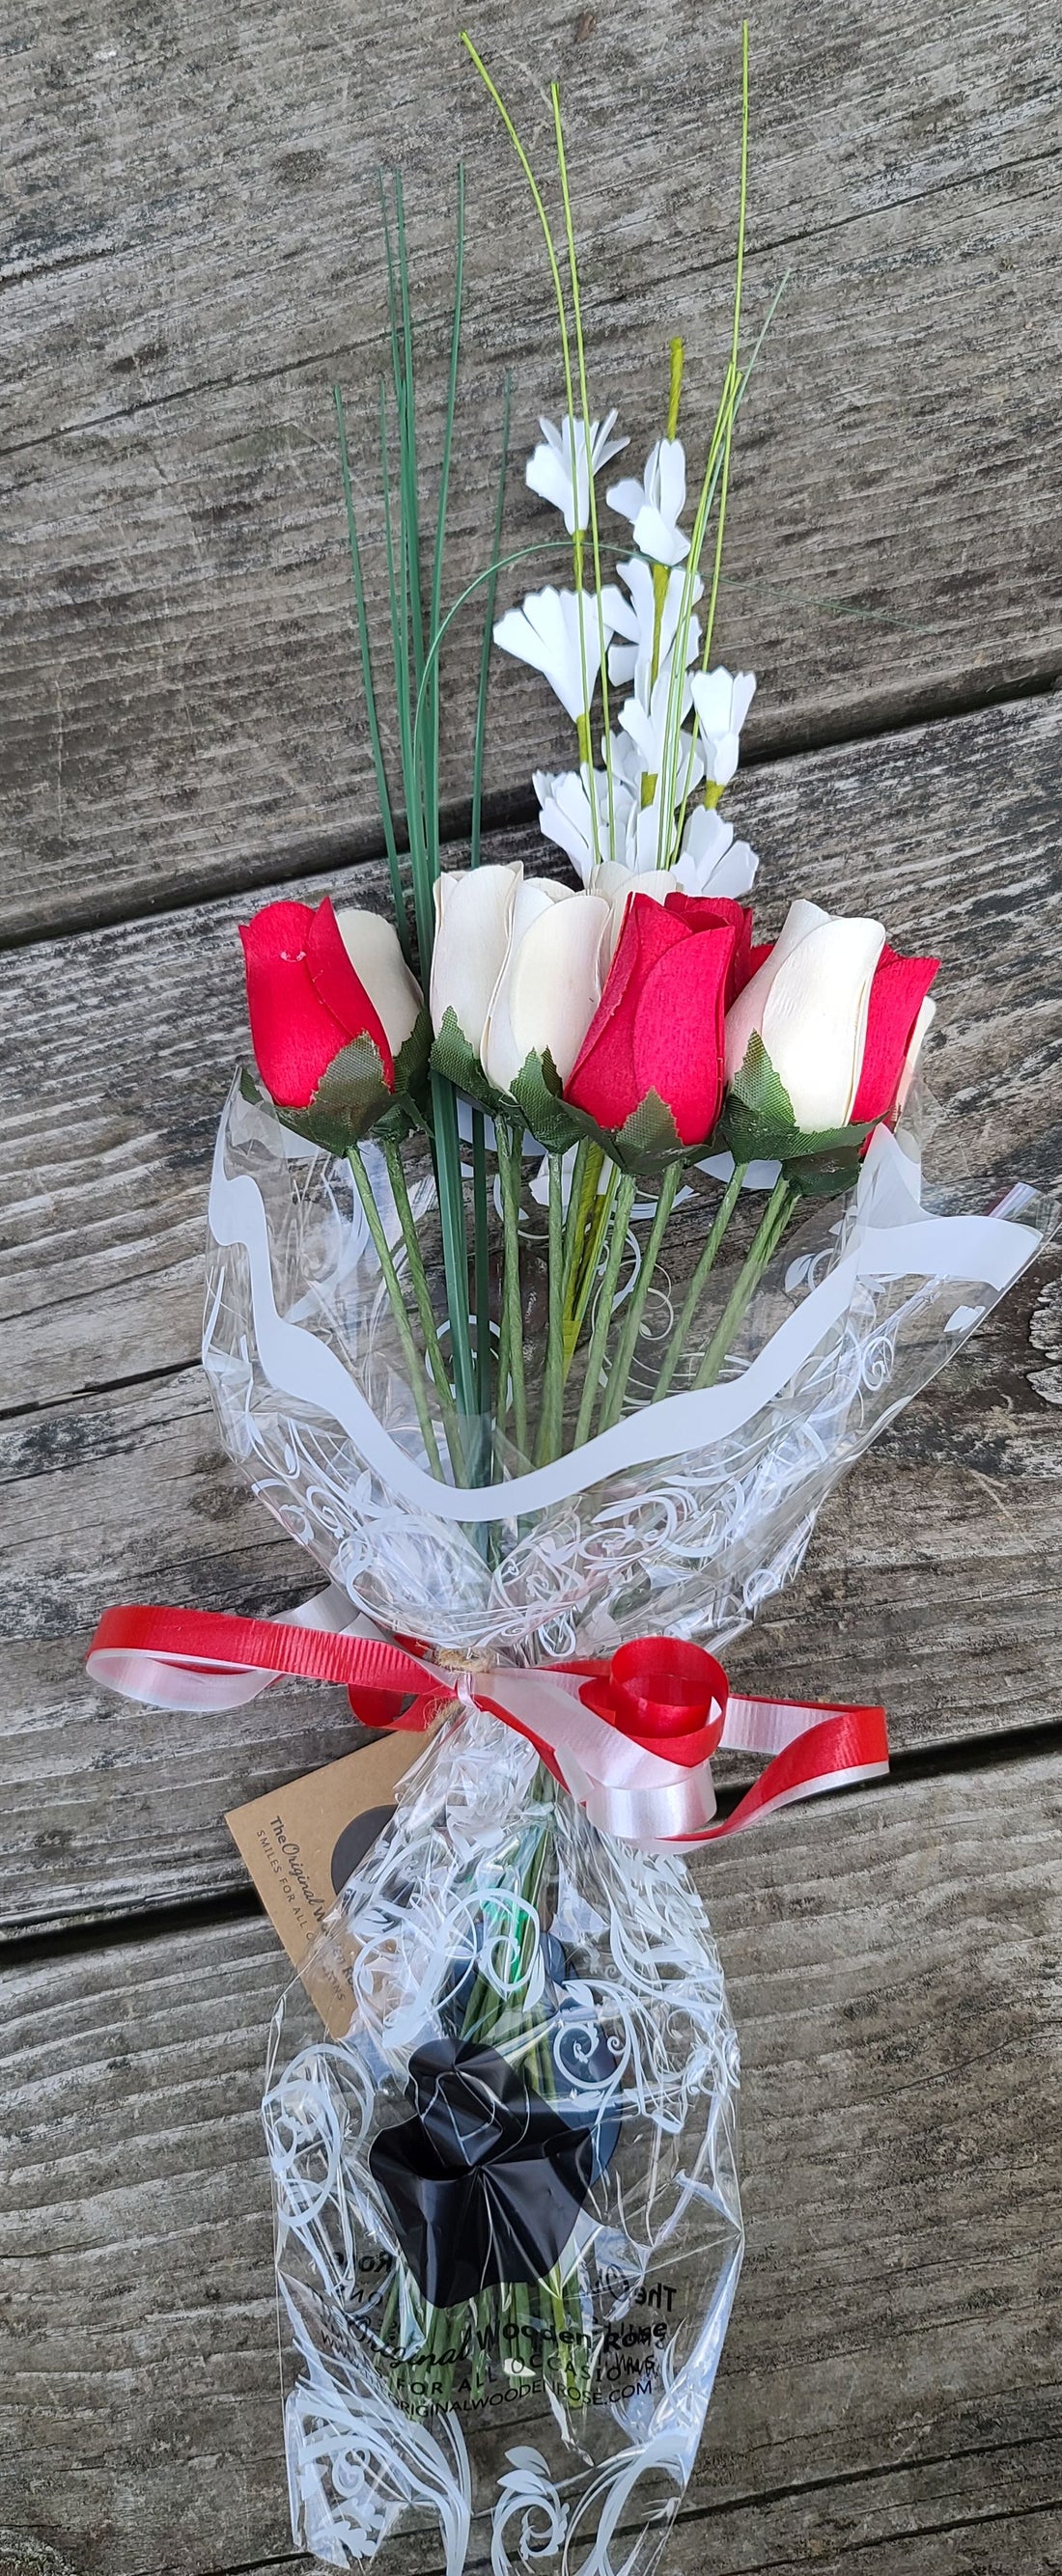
2,4,1060,2571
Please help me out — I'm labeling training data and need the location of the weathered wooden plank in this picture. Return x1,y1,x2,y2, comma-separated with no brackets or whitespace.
1,1755,1059,2574
5,692,1060,1417
2,0,1060,930
1,693,1059,1929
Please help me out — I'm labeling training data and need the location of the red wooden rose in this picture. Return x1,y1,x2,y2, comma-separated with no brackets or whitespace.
564,890,752,1150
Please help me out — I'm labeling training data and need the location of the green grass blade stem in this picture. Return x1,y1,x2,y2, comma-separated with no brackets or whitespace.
333,384,409,958
348,1145,444,1478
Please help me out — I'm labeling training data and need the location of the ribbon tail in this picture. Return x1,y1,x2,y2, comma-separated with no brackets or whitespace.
85,1598,446,1719
686,1705,890,1842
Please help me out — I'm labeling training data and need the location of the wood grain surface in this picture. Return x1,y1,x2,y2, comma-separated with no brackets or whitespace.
1,1753,1059,2575
3,1,1060,932
5,6,1062,2567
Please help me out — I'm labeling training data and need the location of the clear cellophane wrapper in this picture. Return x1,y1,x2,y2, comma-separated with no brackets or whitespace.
207,1078,1050,2573
264,1703,742,2575
203,1074,1048,1667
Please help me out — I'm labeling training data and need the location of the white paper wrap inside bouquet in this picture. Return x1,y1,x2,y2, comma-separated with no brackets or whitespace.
202,1077,1042,1664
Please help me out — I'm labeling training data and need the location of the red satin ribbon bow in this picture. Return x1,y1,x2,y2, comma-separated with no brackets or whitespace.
87,1603,888,1847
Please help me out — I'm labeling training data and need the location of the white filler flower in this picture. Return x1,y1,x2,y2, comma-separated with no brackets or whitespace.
493,588,615,725
607,436,690,565
677,806,759,898
526,411,628,535
533,766,638,884
688,667,757,787
600,559,702,688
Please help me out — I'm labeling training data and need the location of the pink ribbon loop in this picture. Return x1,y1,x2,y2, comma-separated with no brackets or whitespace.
86,1603,889,1849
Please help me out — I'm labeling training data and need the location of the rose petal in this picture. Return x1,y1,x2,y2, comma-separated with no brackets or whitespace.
851,945,940,1124
332,906,422,1059
632,926,735,1144
761,916,885,1129
566,895,689,1128
430,865,521,1053
663,890,753,1003
896,995,936,1113
496,892,611,1088
239,900,352,1109
724,899,830,1085
306,900,393,1081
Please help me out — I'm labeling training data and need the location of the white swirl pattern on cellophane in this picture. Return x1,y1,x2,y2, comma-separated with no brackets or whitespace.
202,1083,1042,1666
263,1706,742,2574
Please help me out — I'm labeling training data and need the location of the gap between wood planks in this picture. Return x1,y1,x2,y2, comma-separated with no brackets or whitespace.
2,1729,1059,1970
0,667,1057,956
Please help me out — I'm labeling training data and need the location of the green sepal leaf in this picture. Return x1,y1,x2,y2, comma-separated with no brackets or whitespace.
721,1032,877,1173
613,1090,685,1164
430,1007,496,1110
729,1030,797,1131
511,1058,700,1176
509,1051,583,1154
392,1009,432,1103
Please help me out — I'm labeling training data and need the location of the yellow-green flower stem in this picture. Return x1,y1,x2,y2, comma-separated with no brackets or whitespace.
535,1151,567,1466
671,22,752,864
567,1158,620,1364
573,1170,637,1449
495,1291,511,1450
496,1119,529,1458
551,85,617,863
382,1139,466,1478
560,1139,605,1361
666,334,685,441
655,24,751,866
461,37,604,878
693,1174,799,1391
647,335,686,749
699,21,749,681
560,1139,595,1304
653,1161,748,1401
597,1161,682,1433
348,1146,444,1480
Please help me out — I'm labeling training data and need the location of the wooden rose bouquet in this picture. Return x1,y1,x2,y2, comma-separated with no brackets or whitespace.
89,31,1052,2576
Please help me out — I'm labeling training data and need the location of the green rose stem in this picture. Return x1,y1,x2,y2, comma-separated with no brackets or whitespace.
381,1139,466,1480
471,1108,492,1429
561,1139,594,1303
535,1152,566,1465
562,1142,604,1365
567,1158,621,1365
496,1119,529,1459
347,1146,444,1480
692,1172,800,1391
573,1171,637,1450
653,1160,748,1402
495,1294,511,1450
597,1161,683,1433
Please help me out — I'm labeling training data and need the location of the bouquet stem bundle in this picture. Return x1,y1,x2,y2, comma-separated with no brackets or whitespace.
372,1774,596,2417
